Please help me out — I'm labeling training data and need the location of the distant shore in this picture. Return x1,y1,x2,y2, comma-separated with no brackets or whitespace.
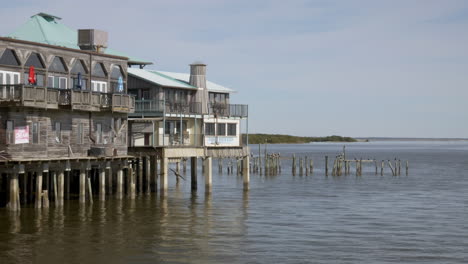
246,134,357,144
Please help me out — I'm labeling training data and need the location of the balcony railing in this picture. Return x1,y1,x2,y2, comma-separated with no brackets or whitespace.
133,100,202,116
208,103,248,117
0,84,134,113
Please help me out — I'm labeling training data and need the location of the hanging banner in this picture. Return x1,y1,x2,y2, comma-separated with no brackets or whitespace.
15,126,29,144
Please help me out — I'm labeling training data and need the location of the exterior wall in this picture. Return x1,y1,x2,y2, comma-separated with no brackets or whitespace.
203,117,240,147
0,38,128,92
0,107,127,159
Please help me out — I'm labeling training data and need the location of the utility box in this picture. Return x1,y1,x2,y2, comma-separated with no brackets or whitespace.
78,29,108,52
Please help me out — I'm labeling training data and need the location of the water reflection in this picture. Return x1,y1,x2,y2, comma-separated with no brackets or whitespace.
4,141,466,263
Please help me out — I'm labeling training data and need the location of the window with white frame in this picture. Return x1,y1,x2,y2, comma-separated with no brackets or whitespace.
48,75,67,89
217,123,226,136
0,70,20,99
91,80,108,93
227,123,237,136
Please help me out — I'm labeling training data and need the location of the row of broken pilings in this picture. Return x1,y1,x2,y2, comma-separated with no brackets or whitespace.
326,155,408,176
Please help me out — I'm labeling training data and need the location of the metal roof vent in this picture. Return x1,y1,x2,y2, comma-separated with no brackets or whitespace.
78,29,108,53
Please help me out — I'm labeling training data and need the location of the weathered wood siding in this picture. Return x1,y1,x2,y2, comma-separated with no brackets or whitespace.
0,107,128,160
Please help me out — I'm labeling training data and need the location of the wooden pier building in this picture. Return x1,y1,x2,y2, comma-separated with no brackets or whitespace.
0,13,250,211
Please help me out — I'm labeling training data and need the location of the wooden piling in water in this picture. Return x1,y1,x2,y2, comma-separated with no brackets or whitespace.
325,156,329,176
388,160,396,176
406,160,409,176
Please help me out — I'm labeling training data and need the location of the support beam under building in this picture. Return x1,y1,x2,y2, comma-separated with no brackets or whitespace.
243,155,250,191
204,157,212,193
191,157,198,191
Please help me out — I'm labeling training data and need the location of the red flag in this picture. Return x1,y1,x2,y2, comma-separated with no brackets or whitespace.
28,66,36,84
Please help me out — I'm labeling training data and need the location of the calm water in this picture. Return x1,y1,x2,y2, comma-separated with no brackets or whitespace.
1,141,467,264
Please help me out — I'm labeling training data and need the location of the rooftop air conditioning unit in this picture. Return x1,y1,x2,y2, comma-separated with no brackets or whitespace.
78,29,108,53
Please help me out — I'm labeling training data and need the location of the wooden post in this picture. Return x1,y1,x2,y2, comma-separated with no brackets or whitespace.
87,175,93,204
191,157,197,191
7,173,19,211
145,156,151,194
116,168,123,199
66,171,70,200
52,171,58,203
218,158,222,174
300,158,304,176
150,156,157,192
398,160,401,176
22,172,27,205
325,156,329,176
99,168,105,201
57,170,64,206
79,169,86,204
42,190,49,208
310,160,314,175
406,161,409,176
243,155,250,190
388,160,396,176
129,165,136,199
138,158,143,194
160,157,168,194
292,154,297,176
35,171,43,209
204,157,212,193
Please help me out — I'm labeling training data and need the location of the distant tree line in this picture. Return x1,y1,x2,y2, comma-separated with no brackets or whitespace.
245,134,357,144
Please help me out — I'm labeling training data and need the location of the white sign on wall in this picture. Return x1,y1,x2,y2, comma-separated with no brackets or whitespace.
15,126,29,144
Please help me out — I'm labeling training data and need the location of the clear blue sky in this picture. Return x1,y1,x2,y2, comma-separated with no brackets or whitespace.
1,0,467,138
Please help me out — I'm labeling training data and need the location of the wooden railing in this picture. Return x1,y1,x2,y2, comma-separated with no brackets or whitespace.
0,84,134,112
112,93,135,113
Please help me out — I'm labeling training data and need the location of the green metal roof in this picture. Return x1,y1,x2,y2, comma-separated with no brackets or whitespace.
6,13,152,65
128,68,197,89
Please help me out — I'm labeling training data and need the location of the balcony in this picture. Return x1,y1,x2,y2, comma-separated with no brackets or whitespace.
0,84,135,113
132,99,202,117
208,103,248,118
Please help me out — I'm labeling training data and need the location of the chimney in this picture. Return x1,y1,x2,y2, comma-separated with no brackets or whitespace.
190,63,209,113
189,63,207,88
78,29,108,53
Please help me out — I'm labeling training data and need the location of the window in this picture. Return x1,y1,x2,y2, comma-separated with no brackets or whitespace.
96,123,102,144
71,60,87,74
205,123,215,136
217,123,226,136
165,120,187,135
77,123,83,144
228,123,237,136
110,65,123,79
54,122,61,143
0,49,20,66
32,122,39,144
49,56,67,73
71,77,87,90
24,72,44,86
48,75,67,89
25,52,45,69
91,80,107,93
6,120,14,144
92,63,107,78
0,70,20,99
